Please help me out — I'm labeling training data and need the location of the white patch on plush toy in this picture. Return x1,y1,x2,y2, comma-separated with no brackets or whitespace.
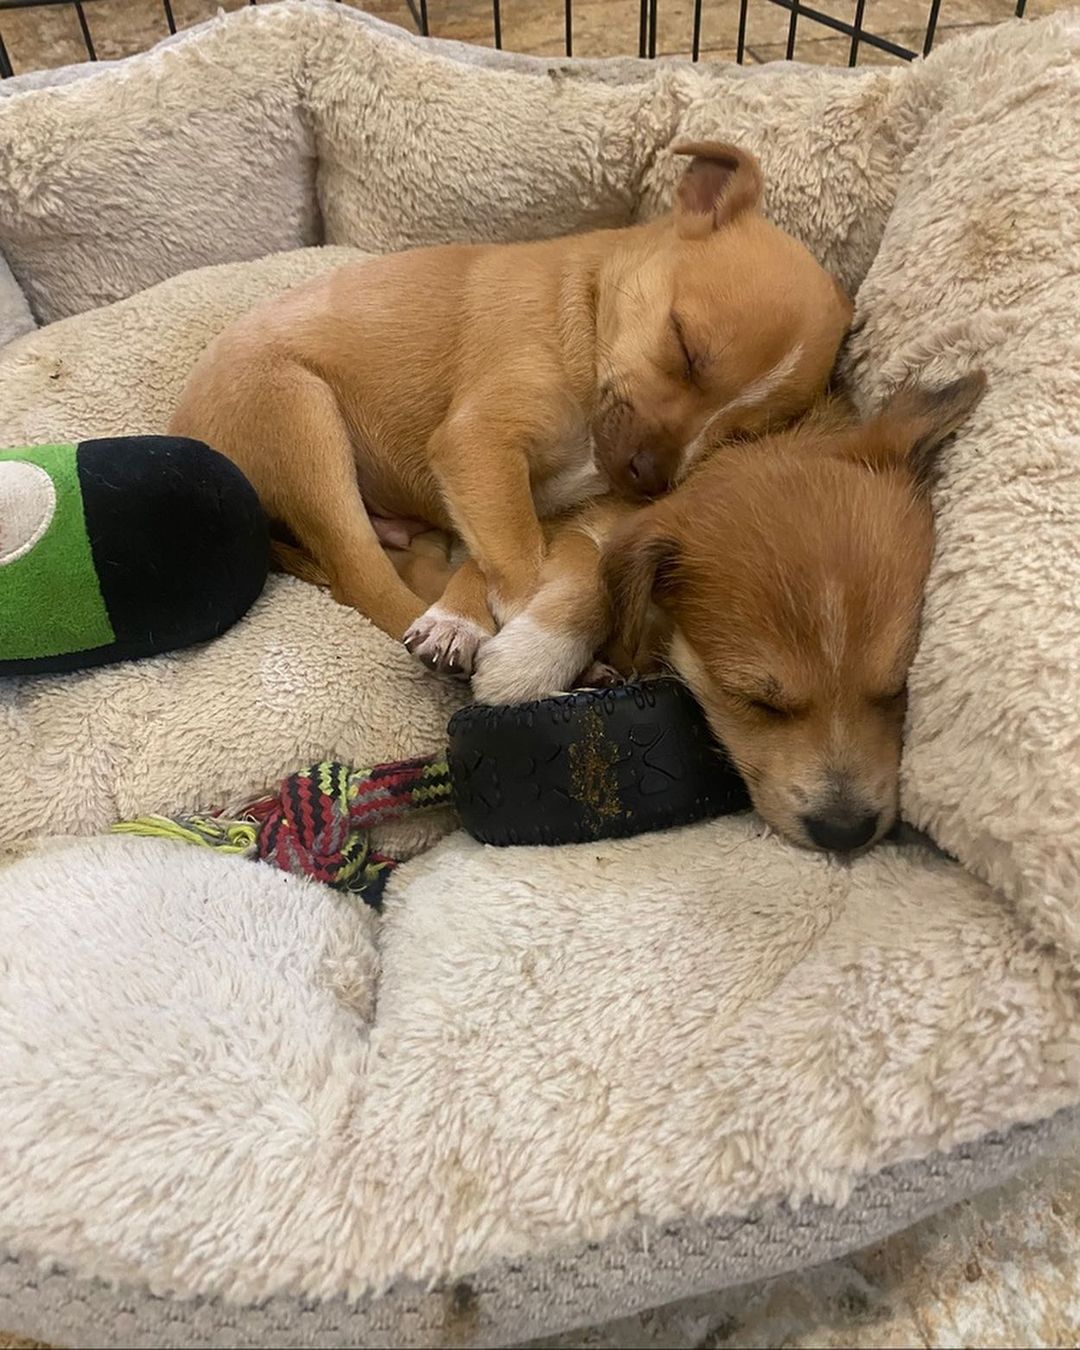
0,460,57,567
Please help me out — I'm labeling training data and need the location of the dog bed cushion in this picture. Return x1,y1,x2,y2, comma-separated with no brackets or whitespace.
0,825,1076,1343
1,4,1079,1346
0,247,461,860
843,20,1080,958
0,0,927,327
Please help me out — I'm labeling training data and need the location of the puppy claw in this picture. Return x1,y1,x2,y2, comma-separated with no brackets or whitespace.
403,607,489,679
576,660,624,690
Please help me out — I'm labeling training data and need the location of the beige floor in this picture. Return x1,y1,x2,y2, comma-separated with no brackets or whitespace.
533,1143,1080,1347
0,0,1072,72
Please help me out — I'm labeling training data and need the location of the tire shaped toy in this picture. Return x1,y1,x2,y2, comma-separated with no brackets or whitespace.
447,677,751,846
114,677,754,902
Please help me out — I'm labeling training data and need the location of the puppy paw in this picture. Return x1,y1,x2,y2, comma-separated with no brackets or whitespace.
471,616,593,705
575,660,624,690
403,606,490,678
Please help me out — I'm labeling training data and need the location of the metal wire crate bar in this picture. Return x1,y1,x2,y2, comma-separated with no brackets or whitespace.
0,0,1033,80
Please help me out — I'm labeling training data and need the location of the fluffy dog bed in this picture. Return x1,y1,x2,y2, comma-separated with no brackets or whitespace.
0,3,1078,1345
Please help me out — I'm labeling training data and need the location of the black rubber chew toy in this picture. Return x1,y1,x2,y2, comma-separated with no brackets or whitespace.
0,436,269,675
447,678,751,846
113,678,752,905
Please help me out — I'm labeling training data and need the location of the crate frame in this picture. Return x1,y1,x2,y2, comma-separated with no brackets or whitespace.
0,0,1030,78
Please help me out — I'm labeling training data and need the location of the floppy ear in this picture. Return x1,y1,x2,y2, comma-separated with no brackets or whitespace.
601,511,680,671
830,274,855,327
854,370,988,491
671,141,763,240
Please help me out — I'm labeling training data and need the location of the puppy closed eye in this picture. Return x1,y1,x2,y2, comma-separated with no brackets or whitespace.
748,697,793,720
725,688,798,720
671,315,697,384
873,686,908,711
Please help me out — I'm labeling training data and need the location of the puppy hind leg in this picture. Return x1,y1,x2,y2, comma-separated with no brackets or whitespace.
386,530,454,607
236,371,428,641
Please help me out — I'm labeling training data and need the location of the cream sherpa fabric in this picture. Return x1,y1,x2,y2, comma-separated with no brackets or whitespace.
1,2,1080,1332
0,255,33,349
0,246,357,444
843,13,1080,961
1,822,1077,1305
4,0,1038,330
0,0,913,325
309,13,909,296
305,13,650,252
0,248,462,855
0,575,460,857
0,6,322,324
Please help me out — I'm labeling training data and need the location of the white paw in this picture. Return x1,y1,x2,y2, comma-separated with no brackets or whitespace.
471,615,594,705
403,606,490,679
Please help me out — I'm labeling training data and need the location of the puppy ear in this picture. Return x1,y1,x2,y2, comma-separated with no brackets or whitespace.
601,512,680,670
830,274,855,326
671,142,763,239
857,370,988,491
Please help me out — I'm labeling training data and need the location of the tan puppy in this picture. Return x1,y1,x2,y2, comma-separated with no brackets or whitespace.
473,372,987,854
170,142,851,673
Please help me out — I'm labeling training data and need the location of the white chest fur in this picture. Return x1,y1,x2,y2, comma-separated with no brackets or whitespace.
533,452,607,520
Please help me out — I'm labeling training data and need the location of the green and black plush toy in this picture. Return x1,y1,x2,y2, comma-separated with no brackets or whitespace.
0,437,269,675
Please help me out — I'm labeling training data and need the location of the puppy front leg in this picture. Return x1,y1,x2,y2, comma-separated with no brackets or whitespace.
404,559,495,678
402,415,546,676
427,418,546,624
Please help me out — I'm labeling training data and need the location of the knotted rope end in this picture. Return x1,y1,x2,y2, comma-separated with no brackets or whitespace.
113,754,453,909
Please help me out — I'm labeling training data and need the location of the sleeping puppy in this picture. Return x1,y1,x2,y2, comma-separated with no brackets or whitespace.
472,371,987,854
169,142,851,672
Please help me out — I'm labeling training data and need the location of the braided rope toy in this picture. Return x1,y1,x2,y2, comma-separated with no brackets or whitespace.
115,755,452,909
115,681,750,908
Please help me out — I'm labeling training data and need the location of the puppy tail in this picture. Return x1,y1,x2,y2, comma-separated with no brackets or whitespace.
270,538,331,589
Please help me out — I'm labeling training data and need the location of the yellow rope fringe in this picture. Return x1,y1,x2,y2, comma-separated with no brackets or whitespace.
112,814,258,853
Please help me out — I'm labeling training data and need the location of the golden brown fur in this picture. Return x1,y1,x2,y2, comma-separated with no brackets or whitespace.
473,373,987,854
605,373,988,851
169,142,851,672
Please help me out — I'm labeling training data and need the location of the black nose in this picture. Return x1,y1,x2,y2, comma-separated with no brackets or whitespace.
801,809,880,853
626,449,667,497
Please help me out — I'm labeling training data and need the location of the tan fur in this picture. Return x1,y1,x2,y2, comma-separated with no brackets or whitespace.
600,373,988,852
271,529,454,605
475,374,987,855
170,142,851,665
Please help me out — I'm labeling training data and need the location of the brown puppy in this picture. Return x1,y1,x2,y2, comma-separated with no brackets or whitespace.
472,372,987,854
169,142,851,674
